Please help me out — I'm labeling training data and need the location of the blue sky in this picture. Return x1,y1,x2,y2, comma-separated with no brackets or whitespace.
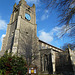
0,0,73,50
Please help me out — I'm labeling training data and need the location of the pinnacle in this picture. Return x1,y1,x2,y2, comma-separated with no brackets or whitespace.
20,0,26,3
14,3,17,7
19,0,26,4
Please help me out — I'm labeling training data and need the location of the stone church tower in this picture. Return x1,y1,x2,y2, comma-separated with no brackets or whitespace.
1,0,39,65
1,0,75,74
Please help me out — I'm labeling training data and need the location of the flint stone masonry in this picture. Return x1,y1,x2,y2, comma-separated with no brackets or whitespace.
0,0,75,74
69,48,75,75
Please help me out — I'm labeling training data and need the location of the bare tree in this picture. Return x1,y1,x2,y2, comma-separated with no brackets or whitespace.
62,43,75,50
40,0,75,40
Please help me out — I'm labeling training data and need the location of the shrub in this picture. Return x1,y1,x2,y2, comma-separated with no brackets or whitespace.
0,52,27,75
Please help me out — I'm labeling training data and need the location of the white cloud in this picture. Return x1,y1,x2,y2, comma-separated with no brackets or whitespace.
1,34,6,42
41,15,46,21
41,14,49,21
38,25,72,44
41,10,49,21
51,25,71,38
52,25,71,33
0,19,7,30
45,10,48,13
39,30,53,43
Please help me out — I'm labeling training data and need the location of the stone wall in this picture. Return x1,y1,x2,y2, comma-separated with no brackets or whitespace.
55,50,74,75
69,48,75,75
39,40,63,52
40,49,61,74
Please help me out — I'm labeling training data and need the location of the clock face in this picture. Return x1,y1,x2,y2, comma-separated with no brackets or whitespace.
25,13,31,21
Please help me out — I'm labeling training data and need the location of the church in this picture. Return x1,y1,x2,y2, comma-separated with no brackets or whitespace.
0,0,75,74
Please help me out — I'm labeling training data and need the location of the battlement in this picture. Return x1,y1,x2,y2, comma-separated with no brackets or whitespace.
13,0,35,13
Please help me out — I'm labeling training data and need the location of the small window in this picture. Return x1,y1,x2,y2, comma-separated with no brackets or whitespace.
28,7,30,9
26,32,28,34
